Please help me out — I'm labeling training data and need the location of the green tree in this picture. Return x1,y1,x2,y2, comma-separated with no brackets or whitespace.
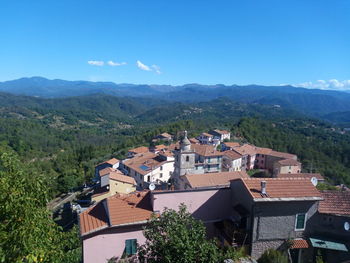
138,204,244,263
0,148,80,263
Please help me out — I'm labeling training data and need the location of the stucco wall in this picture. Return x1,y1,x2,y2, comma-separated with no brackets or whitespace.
83,225,146,263
152,188,232,222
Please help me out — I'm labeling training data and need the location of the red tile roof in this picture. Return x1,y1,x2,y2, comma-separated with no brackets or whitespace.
222,150,242,160
268,150,297,160
183,171,249,188
128,146,149,154
256,147,273,155
99,167,115,177
232,144,257,156
290,239,309,249
276,173,324,181
79,191,153,236
318,190,350,216
239,178,322,200
223,142,241,148
189,138,200,144
105,158,119,165
201,132,214,137
191,144,223,157
277,159,301,166
123,152,166,175
109,172,136,185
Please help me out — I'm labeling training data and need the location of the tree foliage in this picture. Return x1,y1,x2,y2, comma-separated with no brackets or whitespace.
0,148,80,263
138,204,244,263
257,249,288,263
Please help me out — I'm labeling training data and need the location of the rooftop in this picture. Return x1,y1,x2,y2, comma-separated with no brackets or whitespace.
79,191,153,236
183,171,249,188
201,132,213,137
276,173,324,181
277,159,301,166
191,144,223,157
223,142,240,148
318,190,350,216
211,129,230,135
97,157,120,167
128,146,149,154
232,144,257,156
109,172,136,185
238,178,322,201
222,150,242,160
123,152,166,175
99,167,116,177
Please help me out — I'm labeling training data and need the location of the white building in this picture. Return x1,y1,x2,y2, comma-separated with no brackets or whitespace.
222,151,242,172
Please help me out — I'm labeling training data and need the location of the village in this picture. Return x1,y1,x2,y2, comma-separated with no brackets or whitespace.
79,129,350,263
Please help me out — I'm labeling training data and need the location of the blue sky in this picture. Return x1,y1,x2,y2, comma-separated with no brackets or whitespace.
0,0,349,89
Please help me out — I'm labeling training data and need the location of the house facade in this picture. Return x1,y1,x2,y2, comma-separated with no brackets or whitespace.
94,158,120,178
209,129,231,142
222,150,242,172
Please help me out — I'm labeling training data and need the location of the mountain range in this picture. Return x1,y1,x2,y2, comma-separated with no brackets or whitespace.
0,77,350,122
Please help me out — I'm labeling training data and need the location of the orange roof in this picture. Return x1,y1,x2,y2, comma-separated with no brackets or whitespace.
290,239,309,249
183,171,249,188
212,129,230,135
79,202,109,235
123,152,166,175
99,167,115,177
189,138,200,144
239,178,322,200
268,150,297,159
277,159,301,166
154,144,167,151
276,173,324,181
256,147,272,155
222,150,242,160
79,191,153,236
110,172,136,185
159,132,172,138
318,190,350,216
201,132,213,137
232,144,257,156
105,158,119,165
223,142,240,148
191,144,223,157
128,146,149,154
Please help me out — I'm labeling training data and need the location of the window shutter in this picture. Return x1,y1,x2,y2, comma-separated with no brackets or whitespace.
131,239,137,254
125,239,132,255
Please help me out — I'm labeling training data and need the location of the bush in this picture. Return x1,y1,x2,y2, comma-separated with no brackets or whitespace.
257,249,288,263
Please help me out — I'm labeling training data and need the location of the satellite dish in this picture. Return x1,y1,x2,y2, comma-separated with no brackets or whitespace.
311,177,318,186
149,183,156,191
344,222,350,231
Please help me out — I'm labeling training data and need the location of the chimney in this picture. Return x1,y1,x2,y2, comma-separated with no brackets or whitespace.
261,181,267,195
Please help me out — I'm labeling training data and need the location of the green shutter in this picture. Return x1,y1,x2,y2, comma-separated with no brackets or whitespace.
125,239,137,256
296,214,306,229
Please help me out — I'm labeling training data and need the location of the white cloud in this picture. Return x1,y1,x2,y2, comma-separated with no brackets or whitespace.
151,65,162,74
107,61,127,66
88,60,104,66
296,79,350,90
136,60,152,71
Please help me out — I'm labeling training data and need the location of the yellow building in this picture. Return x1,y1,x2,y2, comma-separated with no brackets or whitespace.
92,171,136,203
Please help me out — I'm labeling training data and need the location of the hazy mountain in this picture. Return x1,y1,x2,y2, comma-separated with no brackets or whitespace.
1,77,350,116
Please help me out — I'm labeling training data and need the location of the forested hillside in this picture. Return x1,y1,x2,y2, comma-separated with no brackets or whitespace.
0,92,349,198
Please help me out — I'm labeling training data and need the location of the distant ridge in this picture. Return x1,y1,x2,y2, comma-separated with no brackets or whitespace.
1,77,350,116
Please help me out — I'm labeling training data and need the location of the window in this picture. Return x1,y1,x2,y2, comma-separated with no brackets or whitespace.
125,239,137,256
186,156,189,162
295,213,306,230
147,175,150,182
208,157,211,163
160,166,163,170
160,173,163,178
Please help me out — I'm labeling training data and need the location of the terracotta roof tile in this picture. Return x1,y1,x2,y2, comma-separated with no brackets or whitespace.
239,178,322,200
79,191,153,236
290,239,309,249
276,173,324,181
268,150,297,160
319,190,350,216
222,150,242,160
183,171,249,188
109,172,136,185
99,167,115,177
232,144,257,156
191,144,223,157
189,138,200,144
79,202,109,235
124,152,166,175
128,146,150,154
201,132,213,137
223,142,240,148
108,192,153,226
105,158,119,165
277,159,301,166
256,147,273,155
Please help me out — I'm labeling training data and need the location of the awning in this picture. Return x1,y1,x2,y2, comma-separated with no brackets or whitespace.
290,239,309,249
310,238,348,252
